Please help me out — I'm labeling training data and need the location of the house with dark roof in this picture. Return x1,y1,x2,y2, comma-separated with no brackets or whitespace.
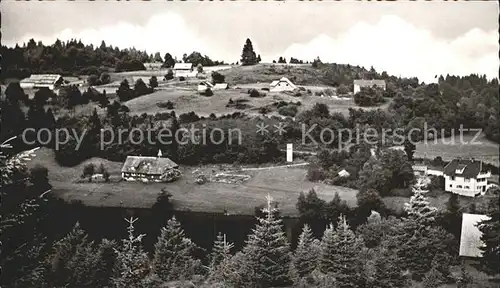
353,79,386,94
443,158,491,197
121,154,180,182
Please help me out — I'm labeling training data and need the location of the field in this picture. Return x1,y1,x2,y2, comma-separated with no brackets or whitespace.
415,133,500,167
28,148,358,216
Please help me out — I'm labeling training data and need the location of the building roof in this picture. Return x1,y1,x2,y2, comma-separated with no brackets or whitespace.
121,156,178,174
20,74,62,85
199,81,214,88
353,79,386,87
174,63,193,70
213,83,229,89
443,159,484,178
270,77,297,89
460,213,490,257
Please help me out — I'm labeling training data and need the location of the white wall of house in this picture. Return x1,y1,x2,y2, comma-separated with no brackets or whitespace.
445,172,490,197
353,84,361,94
427,169,444,176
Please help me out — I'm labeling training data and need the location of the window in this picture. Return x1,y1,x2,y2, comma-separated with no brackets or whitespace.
465,178,470,182
451,176,455,180
457,185,463,189
450,184,452,188
464,186,470,189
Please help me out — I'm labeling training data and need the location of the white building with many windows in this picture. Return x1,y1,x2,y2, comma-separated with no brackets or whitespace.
443,159,491,197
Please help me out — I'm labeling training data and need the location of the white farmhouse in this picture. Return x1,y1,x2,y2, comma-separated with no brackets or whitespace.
269,77,297,92
459,213,491,257
443,159,491,197
353,79,386,94
173,63,193,77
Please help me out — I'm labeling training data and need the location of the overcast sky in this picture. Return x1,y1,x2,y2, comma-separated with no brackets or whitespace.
2,1,498,82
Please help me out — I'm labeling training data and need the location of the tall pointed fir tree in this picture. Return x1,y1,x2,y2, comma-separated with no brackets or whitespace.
319,215,365,288
371,238,409,288
208,232,235,283
46,222,101,287
111,217,150,288
151,216,201,282
240,38,258,66
292,224,319,278
241,194,292,287
404,179,438,225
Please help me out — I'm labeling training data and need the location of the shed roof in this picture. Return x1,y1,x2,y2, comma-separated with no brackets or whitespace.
20,74,62,85
174,63,193,70
353,79,386,86
121,156,178,174
460,213,490,257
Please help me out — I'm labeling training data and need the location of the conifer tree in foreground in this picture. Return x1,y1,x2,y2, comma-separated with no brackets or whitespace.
404,179,438,225
152,216,201,282
241,194,292,287
371,239,409,288
47,222,100,287
292,224,319,278
111,217,150,288
478,189,500,275
319,215,365,288
208,232,235,283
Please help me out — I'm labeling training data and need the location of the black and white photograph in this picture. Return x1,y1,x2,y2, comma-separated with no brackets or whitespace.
1,1,499,287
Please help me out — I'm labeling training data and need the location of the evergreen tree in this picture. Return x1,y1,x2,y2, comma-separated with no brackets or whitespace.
0,146,51,287
149,76,158,88
456,262,474,288
240,38,258,66
151,216,201,282
111,217,150,288
292,224,319,278
208,233,235,283
404,179,438,225
170,111,179,162
116,79,134,102
421,266,445,288
47,222,101,287
371,239,409,288
319,215,365,287
241,194,292,287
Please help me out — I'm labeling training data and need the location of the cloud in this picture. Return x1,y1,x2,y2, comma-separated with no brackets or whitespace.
282,15,498,83
9,13,211,61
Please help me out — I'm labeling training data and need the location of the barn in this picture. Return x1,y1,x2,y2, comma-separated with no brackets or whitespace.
20,74,64,91
121,155,180,182
173,63,193,77
269,77,297,92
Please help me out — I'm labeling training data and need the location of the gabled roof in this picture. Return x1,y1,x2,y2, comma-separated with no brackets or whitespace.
20,74,62,85
460,213,490,257
270,77,297,89
353,79,386,86
443,159,483,178
121,156,178,174
173,63,193,70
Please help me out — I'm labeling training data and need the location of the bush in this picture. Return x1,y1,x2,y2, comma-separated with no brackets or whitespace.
87,74,100,86
165,69,174,80
157,101,174,109
99,73,111,85
179,111,200,123
201,87,213,96
261,88,270,91
211,71,225,84
278,105,298,117
249,89,263,98
259,106,271,115
82,163,95,178
354,87,385,107
179,76,186,81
